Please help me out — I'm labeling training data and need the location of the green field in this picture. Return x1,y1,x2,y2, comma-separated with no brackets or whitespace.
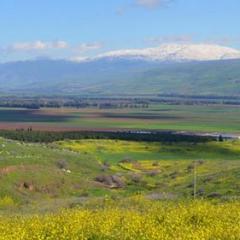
0,136,239,239
0,104,240,133
0,137,239,214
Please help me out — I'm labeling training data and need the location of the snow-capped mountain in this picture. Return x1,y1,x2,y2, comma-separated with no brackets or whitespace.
1,43,240,96
96,43,240,62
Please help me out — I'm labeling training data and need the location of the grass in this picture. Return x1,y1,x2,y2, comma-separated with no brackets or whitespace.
0,104,240,133
57,139,240,198
0,137,239,238
0,137,239,210
0,137,238,211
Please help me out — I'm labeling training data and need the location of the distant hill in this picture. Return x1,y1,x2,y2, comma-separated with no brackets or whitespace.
1,44,240,97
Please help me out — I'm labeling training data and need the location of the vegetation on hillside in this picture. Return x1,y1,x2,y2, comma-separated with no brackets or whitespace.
0,137,239,213
0,135,238,238
1,59,240,96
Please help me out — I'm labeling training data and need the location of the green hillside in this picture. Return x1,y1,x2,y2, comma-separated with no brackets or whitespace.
1,59,240,96
0,137,239,214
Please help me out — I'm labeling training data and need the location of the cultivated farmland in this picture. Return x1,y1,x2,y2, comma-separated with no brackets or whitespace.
0,103,240,133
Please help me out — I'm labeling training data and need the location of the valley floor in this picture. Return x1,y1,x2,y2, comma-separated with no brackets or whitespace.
0,103,240,133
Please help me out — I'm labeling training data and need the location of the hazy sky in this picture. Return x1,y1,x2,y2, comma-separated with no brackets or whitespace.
0,0,240,61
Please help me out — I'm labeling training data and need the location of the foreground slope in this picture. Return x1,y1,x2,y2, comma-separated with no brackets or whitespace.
0,137,239,239
0,137,239,213
0,199,239,240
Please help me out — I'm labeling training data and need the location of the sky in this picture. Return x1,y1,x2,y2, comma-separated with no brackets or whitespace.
0,0,240,62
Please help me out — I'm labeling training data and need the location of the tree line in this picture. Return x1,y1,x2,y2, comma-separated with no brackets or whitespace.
0,130,216,143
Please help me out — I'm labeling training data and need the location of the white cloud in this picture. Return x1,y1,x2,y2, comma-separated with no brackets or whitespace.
9,40,69,51
11,41,47,51
136,0,173,9
52,41,69,49
116,0,173,15
69,56,89,62
1,40,103,62
204,37,240,46
148,35,193,45
7,41,102,53
69,42,103,62
76,42,103,53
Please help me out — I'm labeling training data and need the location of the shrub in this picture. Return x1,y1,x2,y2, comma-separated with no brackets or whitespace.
0,196,15,209
56,159,67,169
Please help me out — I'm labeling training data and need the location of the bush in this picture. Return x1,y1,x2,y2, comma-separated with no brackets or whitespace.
56,159,67,169
0,196,15,209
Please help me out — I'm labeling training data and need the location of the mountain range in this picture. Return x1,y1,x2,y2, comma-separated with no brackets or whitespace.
1,43,240,97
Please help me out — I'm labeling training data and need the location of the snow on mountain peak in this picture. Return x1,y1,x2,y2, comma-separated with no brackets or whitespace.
97,43,240,62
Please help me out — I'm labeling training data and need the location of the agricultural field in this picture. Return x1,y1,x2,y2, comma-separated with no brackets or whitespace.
0,104,240,133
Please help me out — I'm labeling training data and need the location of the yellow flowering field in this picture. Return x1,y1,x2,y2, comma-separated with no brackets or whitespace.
0,198,239,240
